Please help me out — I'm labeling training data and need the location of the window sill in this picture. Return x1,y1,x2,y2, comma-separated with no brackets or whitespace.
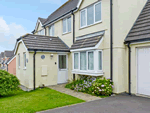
23,67,27,70
72,70,104,76
62,31,71,35
80,21,102,30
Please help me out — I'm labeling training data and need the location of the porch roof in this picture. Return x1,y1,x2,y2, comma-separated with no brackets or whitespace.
18,34,70,52
71,32,104,50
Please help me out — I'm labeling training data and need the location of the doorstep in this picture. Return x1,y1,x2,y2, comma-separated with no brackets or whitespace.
48,84,101,102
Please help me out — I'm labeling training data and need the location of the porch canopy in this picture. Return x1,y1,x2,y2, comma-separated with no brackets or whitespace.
71,31,105,50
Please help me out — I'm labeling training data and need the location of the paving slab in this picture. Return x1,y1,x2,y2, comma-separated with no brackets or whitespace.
48,84,101,102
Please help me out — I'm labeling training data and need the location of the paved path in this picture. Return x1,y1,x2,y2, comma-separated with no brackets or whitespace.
39,94,150,113
48,84,101,102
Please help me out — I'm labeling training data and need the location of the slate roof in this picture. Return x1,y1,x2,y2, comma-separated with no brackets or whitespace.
6,55,15,64
38,17,46,25
43,0,79,26
71,35,103,50
125,0,150,42
4,51,14,58
20,34,70,52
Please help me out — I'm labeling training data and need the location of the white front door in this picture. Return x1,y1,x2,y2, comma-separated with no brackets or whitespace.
58,54,68,84
137,47,150,96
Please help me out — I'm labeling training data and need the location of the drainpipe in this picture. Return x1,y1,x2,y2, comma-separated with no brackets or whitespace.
110,0,113,81
128,43,131,95
33,51,37,90
72,10,75,81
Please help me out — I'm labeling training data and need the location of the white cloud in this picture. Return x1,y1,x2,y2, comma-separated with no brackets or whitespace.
0,17,28,52
39,0,62,5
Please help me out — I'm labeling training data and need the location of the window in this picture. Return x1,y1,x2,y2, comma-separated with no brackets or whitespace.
63,17,71,34
37,29,44,35
49,24,54,36
73,50,103,74
59,55,66,69
74,53,79,69
99,51,102,70
80,52,86,70
88,51,94,70
18,54,20,68
80,2,101,28
24,53,26,68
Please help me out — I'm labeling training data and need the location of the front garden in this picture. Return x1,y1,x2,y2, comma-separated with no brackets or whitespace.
65,76,113,97
0,70,84,113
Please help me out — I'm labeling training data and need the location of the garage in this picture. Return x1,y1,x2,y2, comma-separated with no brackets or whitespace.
137,47,150,96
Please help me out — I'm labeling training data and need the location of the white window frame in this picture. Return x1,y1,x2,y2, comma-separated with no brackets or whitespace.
63,17,71,34
49,24,54,36
80,1,102,28
18,54,20,68
72,50,103,76
23,52,26,69
37,29,45,35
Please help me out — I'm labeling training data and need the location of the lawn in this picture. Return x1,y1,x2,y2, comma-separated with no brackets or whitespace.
0,88,85,113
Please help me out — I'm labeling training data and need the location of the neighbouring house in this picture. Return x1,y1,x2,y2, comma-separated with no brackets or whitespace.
0,51,14,71
6,55,16,75
15,0,149,96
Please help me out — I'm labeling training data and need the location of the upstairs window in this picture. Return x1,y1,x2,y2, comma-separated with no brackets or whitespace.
80,1,102,28
63,17,71,34
49,24,54,36
37,29,44,35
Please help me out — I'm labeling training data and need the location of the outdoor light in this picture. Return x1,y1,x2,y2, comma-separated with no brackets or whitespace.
50,54,54,59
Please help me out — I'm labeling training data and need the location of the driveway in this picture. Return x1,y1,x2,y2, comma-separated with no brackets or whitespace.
39,94,150,113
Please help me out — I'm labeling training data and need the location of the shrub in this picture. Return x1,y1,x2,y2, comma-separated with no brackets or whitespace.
0,70,20,96
65,76,113,96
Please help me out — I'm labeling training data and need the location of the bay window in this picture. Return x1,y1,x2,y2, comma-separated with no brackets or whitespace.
63,17,71,34
49,24,54,36
80,1,102,28
73,50,103,76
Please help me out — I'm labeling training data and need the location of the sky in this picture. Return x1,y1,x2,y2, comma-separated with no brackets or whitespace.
0,0,67,52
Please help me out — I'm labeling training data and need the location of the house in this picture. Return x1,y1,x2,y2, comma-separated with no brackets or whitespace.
124,0,150,96
15,0,148,95
6,55,16,75
0,51,14,71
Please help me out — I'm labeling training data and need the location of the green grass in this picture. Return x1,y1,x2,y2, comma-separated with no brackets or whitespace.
0,88,85,113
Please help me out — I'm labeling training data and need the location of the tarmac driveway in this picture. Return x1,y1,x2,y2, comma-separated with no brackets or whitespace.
39,94,150,113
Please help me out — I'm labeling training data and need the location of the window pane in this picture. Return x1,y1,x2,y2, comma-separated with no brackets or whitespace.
63,19,67,33
81,10,86,27
49,25,54,36
59,55,66,69
88,52,94,70
24,53,26,67
41,30,44,35
80,52,86,70
67,17,71,32
87,5,94,25
99,51,102,70
95,3,101,22
74,53,78,69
